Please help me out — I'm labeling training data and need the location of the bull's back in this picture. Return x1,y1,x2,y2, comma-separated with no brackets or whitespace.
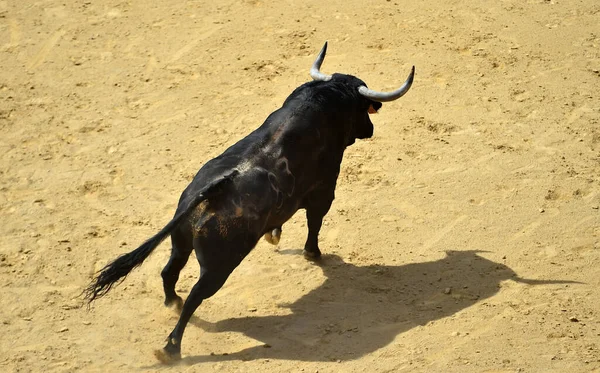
177,104,325,231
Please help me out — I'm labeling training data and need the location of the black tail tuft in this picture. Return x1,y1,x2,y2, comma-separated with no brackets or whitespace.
84,234,165,303
83,169,239,305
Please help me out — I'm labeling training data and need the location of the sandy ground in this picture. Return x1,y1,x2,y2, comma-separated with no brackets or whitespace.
1,0,600,372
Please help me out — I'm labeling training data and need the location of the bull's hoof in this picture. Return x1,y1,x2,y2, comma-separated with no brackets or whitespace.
164,296,184,313
264,228,281,245
154,348,181,364
303,249,321,261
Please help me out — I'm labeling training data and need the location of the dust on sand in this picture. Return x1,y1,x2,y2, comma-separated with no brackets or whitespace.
1,0,599,371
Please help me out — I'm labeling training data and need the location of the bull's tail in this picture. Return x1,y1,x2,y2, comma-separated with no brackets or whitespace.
84,170,238,304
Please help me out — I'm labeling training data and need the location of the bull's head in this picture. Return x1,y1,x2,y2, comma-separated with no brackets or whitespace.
309,42,414,144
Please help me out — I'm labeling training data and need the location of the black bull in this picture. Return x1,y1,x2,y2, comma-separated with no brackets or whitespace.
84,42,415,362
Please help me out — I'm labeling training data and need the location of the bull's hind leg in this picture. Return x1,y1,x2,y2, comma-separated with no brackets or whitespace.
154,266,234,363
161,232,193,310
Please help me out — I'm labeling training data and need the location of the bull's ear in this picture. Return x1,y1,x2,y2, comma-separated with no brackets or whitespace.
368,102,382,114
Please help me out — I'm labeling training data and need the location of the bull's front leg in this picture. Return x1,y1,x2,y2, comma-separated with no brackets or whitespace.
303,188,335,260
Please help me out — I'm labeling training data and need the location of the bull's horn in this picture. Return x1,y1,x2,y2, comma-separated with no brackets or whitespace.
310,42,332,82
358,66,415,102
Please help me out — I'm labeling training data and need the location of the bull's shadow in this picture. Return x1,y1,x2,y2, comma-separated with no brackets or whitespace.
184,250,572,364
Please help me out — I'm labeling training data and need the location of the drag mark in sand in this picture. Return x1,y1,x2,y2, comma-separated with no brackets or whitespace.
423,215,468,250
9,18,21,48
28,28,66,70
167,26,222,64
